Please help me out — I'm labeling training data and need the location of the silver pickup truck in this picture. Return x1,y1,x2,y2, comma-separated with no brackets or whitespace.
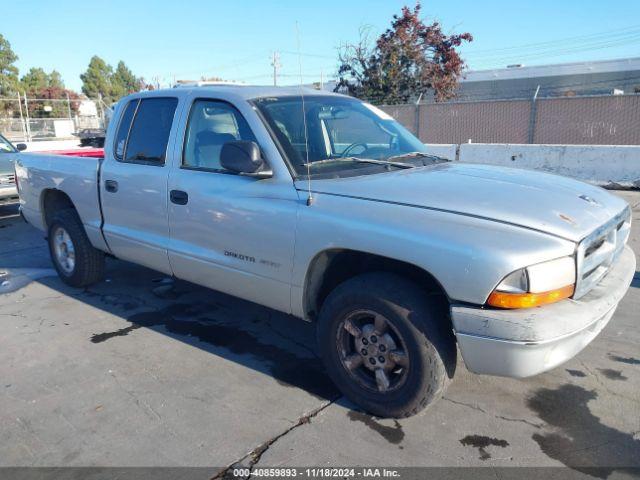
16,86,635,418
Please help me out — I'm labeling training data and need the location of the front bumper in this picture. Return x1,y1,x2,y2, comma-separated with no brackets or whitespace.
0,185,18,206
451,245,636,378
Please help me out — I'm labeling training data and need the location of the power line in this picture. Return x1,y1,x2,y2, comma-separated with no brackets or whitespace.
278,25,640,65
164,51,270,80
280,50,336,60
467,38,640,69
271,52,281,86
469,32,640,64
149,24,640,86
467,24,640,56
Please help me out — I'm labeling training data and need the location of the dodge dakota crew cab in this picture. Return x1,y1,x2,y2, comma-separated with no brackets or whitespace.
15,86,635,418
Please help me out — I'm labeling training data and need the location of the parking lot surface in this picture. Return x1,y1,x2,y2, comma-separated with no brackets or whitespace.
1,192,639,476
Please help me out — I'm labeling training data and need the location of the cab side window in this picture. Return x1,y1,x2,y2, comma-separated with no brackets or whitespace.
183,100,257,172
114,97,178,166
125,98,178,165
114,100,138,160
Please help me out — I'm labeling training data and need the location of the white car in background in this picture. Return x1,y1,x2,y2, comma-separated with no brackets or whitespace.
0,134,26,206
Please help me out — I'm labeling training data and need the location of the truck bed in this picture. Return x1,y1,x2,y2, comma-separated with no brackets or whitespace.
15,151,106,250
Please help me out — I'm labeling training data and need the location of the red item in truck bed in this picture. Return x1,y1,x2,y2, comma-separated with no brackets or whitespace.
47,148,104,158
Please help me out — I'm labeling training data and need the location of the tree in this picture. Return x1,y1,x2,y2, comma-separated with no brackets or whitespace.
80,55,114,102
81,57,143,104
21,67,50,91
336,3,472,104
20,68,74,118
48,70,65,89
111,61,143,99
23,86,80,117
21,68,66,92
0,34,20,97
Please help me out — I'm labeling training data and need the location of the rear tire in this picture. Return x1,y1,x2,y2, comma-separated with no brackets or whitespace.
48,209,105,288
317,272,456,418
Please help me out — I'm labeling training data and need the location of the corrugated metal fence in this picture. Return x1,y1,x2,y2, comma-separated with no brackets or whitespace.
380,93,640,145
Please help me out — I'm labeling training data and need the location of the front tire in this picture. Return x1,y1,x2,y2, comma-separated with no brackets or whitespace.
48,209,105,288
317,272,455,418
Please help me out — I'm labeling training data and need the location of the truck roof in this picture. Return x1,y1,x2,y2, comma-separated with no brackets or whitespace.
129,85,344,102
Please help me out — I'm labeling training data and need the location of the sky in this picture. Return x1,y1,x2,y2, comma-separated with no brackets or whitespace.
3,0,640,92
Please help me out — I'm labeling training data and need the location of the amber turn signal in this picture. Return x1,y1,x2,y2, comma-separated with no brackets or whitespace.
487,284,575,309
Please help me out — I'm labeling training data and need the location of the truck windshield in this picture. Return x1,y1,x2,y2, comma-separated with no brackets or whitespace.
0,134,16,154
253,95,441,178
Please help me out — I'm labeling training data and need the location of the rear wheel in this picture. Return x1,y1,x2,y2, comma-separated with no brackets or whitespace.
317,272,455,418
48,209,105,287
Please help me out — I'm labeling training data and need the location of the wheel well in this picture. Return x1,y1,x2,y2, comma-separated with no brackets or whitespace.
304,249,450,321
41,189,76,227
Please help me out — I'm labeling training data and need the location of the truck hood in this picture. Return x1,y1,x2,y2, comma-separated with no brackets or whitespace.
297,163,629,242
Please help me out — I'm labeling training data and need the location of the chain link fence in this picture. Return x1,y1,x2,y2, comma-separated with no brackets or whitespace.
0,95,104,143
379,93,640,145
5,92,638,145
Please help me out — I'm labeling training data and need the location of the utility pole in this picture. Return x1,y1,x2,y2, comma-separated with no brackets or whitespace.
271,52,281,86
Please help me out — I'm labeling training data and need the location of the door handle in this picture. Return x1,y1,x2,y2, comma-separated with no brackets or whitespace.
105,180,118,193
170,190,189,205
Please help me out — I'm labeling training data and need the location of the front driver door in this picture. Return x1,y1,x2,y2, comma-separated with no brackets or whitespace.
167,97,299,313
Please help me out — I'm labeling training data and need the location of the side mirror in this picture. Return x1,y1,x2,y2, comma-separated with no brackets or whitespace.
220,141,271,178
16,143,27,151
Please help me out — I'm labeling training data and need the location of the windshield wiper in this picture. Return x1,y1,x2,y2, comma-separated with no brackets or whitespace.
302,157,415,169
387,151,450,163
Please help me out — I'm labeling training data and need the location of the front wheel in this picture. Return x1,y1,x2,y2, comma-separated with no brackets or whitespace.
317,272,456,418
48,209,105,288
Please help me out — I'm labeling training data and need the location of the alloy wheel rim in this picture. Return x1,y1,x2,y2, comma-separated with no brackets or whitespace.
337,309,410,393
52,226,75,275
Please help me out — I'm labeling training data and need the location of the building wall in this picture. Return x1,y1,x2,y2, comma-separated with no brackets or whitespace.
456,58,640,101
456,70,640,101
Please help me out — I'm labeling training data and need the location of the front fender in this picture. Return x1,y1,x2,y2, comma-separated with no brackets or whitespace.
290,192,575,318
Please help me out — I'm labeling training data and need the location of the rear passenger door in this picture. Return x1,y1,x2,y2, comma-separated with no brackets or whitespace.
100,96,180,274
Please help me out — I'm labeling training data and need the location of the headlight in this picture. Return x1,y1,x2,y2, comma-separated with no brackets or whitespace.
487,256,576,309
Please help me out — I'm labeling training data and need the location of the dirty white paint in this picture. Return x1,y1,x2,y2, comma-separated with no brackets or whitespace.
442,143,640,189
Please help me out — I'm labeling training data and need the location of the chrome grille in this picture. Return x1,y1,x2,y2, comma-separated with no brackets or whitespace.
574,206,631,299
0,174,15,186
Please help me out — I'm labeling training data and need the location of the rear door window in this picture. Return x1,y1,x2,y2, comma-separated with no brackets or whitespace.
120,97,179,166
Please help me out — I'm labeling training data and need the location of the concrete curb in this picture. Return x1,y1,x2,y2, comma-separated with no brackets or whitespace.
424,143,640,189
